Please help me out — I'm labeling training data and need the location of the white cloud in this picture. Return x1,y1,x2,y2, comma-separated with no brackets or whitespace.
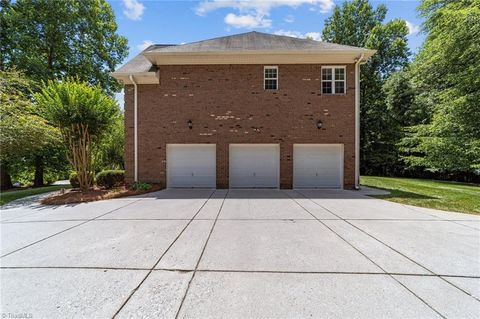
196,0,334,29
284,14,295,23
196,0,334,15
122,0,145,21
304,32,322,41
274,29,322,41
406,21,420,36
225,13,272,28
137,40,153,51
274,30,303,38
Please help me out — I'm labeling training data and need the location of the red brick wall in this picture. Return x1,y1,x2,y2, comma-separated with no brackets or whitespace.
124,64,356,189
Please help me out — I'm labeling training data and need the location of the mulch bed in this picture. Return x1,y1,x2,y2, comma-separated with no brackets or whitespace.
40,184,163,205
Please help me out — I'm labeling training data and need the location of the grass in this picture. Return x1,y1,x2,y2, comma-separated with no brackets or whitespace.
361,176,480,215
0,185,70,206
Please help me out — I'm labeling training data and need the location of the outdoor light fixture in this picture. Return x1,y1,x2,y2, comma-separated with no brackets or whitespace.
316,120,323,129
187,120,193,129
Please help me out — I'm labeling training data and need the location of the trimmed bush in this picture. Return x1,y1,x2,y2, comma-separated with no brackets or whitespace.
96,170,125,189
69,172,80,188
130,181,151,191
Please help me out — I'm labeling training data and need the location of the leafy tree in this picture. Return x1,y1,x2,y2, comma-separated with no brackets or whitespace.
95,114,125,171
322,0,410,175
0,0,128,94
35,78,120,191
0,69,59,189
402,0,480,173
383,69,426,127
0,0,128,185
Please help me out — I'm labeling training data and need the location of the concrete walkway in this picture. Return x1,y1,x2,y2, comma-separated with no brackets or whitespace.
1,189,479,318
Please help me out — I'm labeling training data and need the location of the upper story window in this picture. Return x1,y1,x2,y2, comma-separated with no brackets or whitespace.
322,66,346,94
264,66,278,90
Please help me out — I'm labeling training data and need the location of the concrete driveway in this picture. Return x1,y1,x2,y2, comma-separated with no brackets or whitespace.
1,189,479,318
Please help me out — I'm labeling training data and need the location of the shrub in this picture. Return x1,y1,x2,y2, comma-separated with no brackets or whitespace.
96,170,125,189
130,181,151,191
69,172,80,188
36,78,119,191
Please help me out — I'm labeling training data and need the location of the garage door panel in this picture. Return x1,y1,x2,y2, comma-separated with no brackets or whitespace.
167,144,216,188
293,144,343,189
230,145,279,188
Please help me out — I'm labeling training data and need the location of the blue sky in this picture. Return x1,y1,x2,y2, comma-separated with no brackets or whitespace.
109,0,425,63
110,0,425,104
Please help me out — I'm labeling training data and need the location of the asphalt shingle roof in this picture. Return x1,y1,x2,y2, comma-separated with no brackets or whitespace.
146,31,370,54
114,44,175,74
114,32,373,75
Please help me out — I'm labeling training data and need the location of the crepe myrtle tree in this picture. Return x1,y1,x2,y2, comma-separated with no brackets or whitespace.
35,78,119,191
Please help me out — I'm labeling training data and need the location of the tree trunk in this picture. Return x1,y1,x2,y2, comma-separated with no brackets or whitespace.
0,161,13,190
33,155,44,187
65,124,93,192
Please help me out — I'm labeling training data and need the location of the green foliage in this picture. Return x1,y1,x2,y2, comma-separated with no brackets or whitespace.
361,176,480,214
130,182,152,191
35,78,120,143
0,0,128,94
96,170,125,189
0,69,59,161
36,78,120,190
0,68,62,189
322,0,410,175
402,0,480,172
95,115,125,171
69,172,79,188
383,70,426,127
1,0,128,188
8,157,68,186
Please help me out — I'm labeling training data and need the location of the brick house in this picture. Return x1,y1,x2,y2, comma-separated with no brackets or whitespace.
113,32,375,189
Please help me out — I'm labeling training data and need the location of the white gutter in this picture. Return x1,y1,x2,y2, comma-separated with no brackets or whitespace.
354,53,365,190
129,75,138,182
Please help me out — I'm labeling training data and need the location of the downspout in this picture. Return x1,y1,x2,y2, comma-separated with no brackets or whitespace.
129,75,138,182
354,53,365,190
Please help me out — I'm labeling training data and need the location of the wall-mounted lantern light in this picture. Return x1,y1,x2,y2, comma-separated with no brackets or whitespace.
316,120,323,129
187,120,193,129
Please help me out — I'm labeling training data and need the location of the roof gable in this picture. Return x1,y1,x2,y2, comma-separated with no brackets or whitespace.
145,31,370,54
112,32,375,83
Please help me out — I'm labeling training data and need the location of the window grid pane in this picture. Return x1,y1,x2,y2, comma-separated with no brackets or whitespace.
264,67,278,89
322,81,332,94
335,68,345,80
265,79,277,90
322,68,332,81
264,68,277,79
335,81,345,94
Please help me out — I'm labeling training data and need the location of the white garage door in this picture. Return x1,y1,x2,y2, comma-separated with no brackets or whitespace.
293,144,343,189
167,144,216,188
230,144,279,188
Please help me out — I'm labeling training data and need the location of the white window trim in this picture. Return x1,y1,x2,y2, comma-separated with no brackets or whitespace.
264,65,278,90
321,65,346,95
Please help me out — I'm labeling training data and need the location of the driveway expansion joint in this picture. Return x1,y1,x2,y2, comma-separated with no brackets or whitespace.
288,190,448,318
294,189,480,304
3,266,479,280
111,189,223,319
174,189,229,319
0,199,144,259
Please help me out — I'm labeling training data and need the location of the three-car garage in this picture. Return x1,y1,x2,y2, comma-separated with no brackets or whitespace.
165,143,344,189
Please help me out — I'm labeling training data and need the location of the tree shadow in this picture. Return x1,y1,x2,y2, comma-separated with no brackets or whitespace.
369,187,437,200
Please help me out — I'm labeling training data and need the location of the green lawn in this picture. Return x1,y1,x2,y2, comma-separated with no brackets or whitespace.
361,176,480,215
0,185,70,206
